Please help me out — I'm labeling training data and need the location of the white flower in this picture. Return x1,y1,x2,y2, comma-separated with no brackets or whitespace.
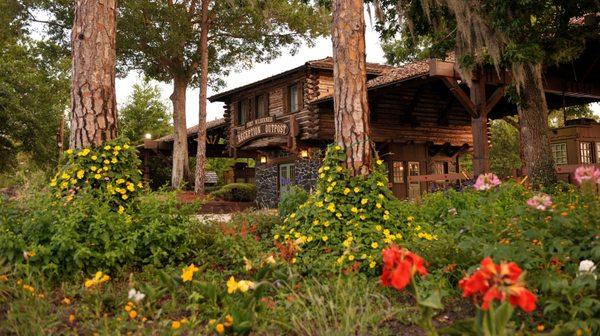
128,288,145,303
578,260,596,273
448,208,457,215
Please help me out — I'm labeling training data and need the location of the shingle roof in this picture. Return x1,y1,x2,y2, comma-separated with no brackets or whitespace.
155,118,226,142
208,57,393,102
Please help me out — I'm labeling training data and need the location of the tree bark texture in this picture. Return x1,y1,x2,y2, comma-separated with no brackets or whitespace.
470,79,490,175
70,0,118,149
518,63,557,188
194,0,210,194
171,76,191,188
331,0,371,176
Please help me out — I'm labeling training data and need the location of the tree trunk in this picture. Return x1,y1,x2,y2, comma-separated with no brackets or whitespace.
171,76,190,188
69,0,117,149
331,0,371,176
518,63,557,188
194,0,210,194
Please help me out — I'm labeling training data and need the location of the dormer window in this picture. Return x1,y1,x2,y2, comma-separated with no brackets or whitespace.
287,84,299,113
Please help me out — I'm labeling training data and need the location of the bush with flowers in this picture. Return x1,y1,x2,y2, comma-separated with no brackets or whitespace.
272,144,438,273
50,139,145,211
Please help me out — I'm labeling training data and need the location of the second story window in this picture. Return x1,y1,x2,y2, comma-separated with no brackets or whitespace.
288,84,299,113
237,99,250,125
551,142,567,165
580,141,592,164
256,94,266,118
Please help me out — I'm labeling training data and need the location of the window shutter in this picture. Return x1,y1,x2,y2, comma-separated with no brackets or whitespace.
264,93,270,116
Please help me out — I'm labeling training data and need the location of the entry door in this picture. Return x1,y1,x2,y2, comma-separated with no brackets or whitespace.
279,163,295,196
408,161,421,200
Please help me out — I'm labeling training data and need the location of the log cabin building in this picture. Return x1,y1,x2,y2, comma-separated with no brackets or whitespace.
142,38,600,207
550,118,600,182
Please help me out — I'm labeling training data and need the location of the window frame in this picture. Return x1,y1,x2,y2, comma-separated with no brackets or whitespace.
580,141,592,164
550,142,568,165
237,98,251,126
255,94,267,118
287,84,299,114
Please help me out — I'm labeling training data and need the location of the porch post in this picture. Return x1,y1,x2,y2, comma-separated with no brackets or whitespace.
470,78,490,176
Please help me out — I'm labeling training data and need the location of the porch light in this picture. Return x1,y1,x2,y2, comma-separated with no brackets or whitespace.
260,155,268,164
144,133,152,139
300,149,309,158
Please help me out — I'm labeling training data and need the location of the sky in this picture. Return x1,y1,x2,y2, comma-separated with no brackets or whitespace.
111,21,598,129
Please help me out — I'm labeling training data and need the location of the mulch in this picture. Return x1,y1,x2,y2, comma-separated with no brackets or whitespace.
177,191,255,214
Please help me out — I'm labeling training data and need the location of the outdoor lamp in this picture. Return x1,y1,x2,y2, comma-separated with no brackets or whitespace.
300,149,309,158
144,133,152,139
260,155,268,164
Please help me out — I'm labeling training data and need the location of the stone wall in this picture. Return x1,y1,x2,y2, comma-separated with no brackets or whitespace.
255,164,279,208
294,156,322,193
255,155,323,209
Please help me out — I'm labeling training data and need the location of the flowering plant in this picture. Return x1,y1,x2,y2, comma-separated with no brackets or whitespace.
573,165,600,195
473,173,502,191
526,193,552,211
272,144,439,273
50,139,144,212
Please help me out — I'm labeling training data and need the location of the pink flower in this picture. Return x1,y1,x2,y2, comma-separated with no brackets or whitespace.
574,166,600,185
473,173,501,191
526,193,552,211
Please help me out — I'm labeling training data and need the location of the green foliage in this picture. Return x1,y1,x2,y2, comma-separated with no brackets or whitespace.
50,139,144,209
119,80,172,144
490,119,521,178
549,104,597,128
0,189,199,280
278,185,308,218
0,0,69,172
272,145,437,273
211,183,256,202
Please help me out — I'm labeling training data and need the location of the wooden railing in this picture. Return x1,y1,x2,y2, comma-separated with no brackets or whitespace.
408,172,471,183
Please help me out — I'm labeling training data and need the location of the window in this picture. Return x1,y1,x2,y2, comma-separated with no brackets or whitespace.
580,142,592,164
237,99,250,125
596,143,600,163
392,161,404,184
551,142,567,165
255,94,266,118
288,84,298,113
279,163,295,194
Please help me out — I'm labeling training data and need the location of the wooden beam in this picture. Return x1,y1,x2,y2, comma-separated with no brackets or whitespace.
440,77,477,118
485,86,505,114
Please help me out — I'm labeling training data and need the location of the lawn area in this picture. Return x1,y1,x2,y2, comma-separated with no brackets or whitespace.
0,145,598,335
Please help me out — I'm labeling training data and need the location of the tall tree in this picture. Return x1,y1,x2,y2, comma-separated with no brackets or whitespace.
331,0,371,176
194,0,210,194
119,81,172,144
119,0,329,188
375,0,598,187
69,0,118,149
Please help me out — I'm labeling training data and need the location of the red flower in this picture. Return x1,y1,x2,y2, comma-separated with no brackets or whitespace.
380,245,427,291
459,257,536,312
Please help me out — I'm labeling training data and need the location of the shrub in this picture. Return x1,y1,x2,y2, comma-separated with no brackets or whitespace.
0,188,200,280
278,185,308,218
271,145,437,274
50,139,144,209
211,183,256,202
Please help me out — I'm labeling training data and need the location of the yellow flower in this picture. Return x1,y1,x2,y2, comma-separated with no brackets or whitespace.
383,214,390,221
50,179,57,187
376,159,383,165
348,255,355,261
118,206,125,214
224,314,234,327
336,166,343,172
334,145,341,150
104,145,111,150
77,170,85,179
84,271,110,288
369,261,376,268
124,305,132,312
407,216,415,222
90,166,98,172
61,172,70,180
378,194,384,199
319,173,325,178
290,213,296,219
103,159,110,165
371,242,379,249
322,235,329,242
237,280,255,293
375,203,382,209
326,186,333,193
343,188,350,195
361,198,368,205
359,214,366,220
62,297,71,305
114,146,122,151
377,181,385,187
336,212,342,218
274,234,280,240
312,219,319,225
122,194,128,200
351,207,358,213
327,203,335,212
353,187,360,193
69,314,75,324
323,166,330,171
181,264,199,282
126,183,135,192
315,201,323,208
227,276,238,293
215,323,225,334
323,221,330,227
123,144,129,150
129,311,137,319
171,321,181,330
111,157,118,164
78,148,91,157
137,182,143,188
243,256,253,271
66,149,73,155
91,155,98,161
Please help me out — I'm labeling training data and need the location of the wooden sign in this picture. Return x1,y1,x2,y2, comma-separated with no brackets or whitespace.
234,122,289,146
243,116,275,128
